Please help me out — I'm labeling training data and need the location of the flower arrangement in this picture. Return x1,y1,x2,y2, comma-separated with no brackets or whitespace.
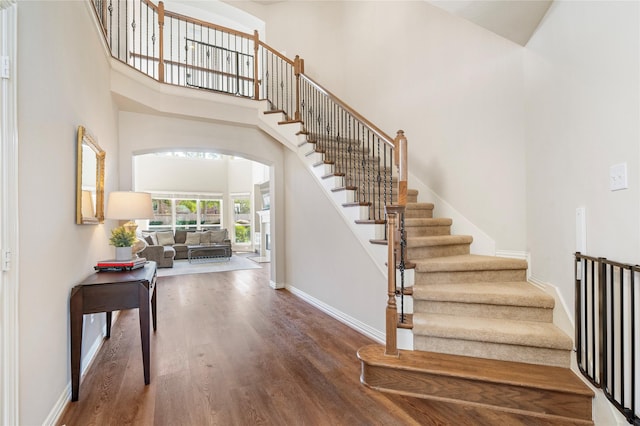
109,226,136,247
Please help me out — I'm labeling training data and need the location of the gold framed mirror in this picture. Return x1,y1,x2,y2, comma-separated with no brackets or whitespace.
76,125,105,224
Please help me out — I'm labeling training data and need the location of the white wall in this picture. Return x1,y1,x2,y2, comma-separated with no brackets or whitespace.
228,158,254,193
135,155,229,193
135,155,266,196
525,0,640,316
283,149,388,332
256,1,527,253
17,2,119,424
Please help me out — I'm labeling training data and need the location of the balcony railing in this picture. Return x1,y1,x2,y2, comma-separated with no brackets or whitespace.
89,0,409,355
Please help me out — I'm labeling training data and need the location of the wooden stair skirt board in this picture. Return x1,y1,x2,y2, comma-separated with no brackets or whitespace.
357,345,594,425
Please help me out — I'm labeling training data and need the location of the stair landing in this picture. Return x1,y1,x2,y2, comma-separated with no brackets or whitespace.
357,344,594,425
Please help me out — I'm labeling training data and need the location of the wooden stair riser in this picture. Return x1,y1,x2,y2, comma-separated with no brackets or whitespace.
407,243,470,259
414,336,571,368
415,269,527,285
413,300,553,322
360,363,592,423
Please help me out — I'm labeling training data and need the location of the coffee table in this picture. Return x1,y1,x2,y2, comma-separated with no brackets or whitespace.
187,244,232,263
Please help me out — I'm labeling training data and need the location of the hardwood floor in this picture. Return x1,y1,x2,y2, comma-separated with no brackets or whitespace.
58,265,570,425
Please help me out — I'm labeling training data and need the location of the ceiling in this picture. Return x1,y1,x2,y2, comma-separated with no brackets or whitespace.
428,0,553,45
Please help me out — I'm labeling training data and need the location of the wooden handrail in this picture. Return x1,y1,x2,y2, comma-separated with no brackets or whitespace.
299,74,395,149
258,40,296,66
163,9,256,40
141,0,159,11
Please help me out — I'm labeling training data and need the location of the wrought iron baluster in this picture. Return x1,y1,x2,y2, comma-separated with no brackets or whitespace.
399,211,406,322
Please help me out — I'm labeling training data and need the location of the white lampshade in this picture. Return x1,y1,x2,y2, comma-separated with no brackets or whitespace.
106,191,154,220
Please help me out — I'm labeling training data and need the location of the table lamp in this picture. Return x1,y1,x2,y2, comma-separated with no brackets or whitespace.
106,191,155,258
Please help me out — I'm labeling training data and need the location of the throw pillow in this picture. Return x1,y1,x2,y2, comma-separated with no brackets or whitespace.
144,235,154,246
185,232,201,246
209,229,227,243
156,230,175,246
200,231,211,245
142,231,158,246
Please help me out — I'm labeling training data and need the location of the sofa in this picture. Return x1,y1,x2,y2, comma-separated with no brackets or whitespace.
138,229,231,268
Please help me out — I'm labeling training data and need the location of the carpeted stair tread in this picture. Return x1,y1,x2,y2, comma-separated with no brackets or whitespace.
406,235,473,248
405,218,453,227
406,202,434,210
413,313,573,350
413,281,555,308
414,254,527,273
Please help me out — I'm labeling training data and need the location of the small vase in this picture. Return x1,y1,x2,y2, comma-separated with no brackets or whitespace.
115,246,132,261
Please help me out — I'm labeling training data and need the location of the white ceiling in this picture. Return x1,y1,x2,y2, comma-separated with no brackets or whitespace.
428,0,553,45
245,0,552,46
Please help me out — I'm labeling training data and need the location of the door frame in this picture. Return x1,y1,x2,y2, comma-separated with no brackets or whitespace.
0,1,19,424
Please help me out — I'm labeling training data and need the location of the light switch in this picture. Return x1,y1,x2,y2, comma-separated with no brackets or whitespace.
609,163,628,191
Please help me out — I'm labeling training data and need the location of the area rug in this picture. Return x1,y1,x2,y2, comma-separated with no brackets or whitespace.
157,255,261,277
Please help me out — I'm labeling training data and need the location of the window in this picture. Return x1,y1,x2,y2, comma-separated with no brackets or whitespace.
200,200,221,230
149,195,222,232
233,197,251,244
175,199,197,230
150,199,172,231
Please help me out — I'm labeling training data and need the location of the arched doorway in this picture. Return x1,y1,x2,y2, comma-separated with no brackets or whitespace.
130,150,278,284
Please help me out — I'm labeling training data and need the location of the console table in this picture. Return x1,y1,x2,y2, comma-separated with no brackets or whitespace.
70,261,157,401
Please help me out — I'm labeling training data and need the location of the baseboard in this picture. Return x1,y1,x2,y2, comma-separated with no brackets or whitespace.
286,284,385,344
270,279,285,289
527,275,574,341
43,313,118,426
494,249,528,261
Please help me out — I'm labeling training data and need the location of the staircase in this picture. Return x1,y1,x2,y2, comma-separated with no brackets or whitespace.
260,110,594,423
362,180,593,423
88,2,596,421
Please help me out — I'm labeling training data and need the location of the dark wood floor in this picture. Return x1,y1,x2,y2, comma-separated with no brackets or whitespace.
58,264,557,426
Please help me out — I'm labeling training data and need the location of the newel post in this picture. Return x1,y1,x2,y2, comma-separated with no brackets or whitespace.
385,205,404,357
294,55,304,122
253,30,260,100
394,130,408,207
157,1,165,83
